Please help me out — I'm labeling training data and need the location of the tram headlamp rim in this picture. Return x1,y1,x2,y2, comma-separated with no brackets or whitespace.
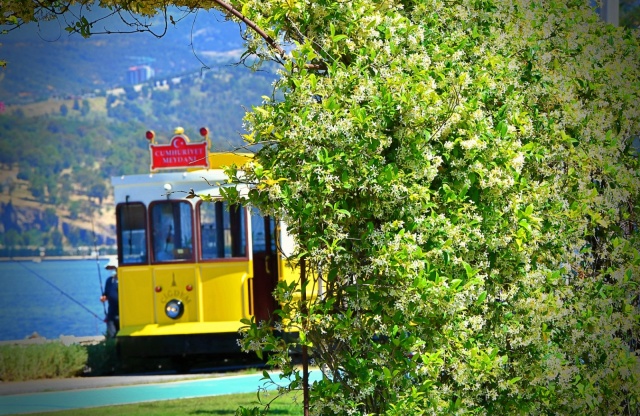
165,299,184,319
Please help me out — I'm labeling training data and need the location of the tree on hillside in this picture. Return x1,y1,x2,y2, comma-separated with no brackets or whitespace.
4,0,640,415
28,175,46,203
621,0,640,27
68,200,81,221
50,229,63,250
22,228,43,248
42,207,58,231
88,181,108,205
81,99,91,116
124,85,138,101
2,229,21,249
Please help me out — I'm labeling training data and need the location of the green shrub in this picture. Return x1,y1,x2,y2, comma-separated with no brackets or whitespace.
84,339,119,376
84,339,174,376
0,342,87,381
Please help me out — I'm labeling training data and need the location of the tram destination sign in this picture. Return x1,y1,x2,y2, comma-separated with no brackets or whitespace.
150,135,209,171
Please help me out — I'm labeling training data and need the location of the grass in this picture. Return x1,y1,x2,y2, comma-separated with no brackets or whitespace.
1,341,302,415
6,97,108,118
26,391,302,415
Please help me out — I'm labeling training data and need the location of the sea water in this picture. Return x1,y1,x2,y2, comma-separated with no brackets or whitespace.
0,259,109,341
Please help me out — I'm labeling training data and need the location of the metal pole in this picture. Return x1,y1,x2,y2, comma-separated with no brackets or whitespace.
92,219,107,316
601,0,620,26
300,256,309,416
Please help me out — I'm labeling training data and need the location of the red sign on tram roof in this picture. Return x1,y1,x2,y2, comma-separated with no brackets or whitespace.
150,135,209,171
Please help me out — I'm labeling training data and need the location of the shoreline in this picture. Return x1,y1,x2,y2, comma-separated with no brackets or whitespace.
0,255,114,262
0,335,105,347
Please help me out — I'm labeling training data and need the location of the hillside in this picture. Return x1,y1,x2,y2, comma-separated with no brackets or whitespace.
0,16,278,257
0,8,245,105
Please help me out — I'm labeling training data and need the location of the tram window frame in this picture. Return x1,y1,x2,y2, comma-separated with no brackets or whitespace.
150,200,195,264
116,202,149,265
197,199,248,261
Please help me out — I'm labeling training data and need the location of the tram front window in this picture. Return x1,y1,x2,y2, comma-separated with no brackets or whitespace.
199,201,246,259
151,201,194,262
117,202,148,265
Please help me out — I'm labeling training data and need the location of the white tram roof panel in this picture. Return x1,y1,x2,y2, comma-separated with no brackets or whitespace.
111,169,241,205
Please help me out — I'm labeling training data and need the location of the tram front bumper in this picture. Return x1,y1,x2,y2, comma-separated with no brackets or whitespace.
116,322,246,358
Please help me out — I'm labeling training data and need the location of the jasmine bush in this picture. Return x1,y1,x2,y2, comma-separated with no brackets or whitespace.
225,0,640,414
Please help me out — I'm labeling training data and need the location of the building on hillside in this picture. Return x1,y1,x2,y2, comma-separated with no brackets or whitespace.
127,65,155,85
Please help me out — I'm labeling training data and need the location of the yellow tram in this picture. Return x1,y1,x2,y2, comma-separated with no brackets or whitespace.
110,128,294,361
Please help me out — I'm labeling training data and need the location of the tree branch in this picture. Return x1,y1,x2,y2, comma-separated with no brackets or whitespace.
211,0,285,58
211,0,326,70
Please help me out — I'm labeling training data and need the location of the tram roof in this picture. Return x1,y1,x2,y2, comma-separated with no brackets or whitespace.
112,172,254,206
111,152,254,205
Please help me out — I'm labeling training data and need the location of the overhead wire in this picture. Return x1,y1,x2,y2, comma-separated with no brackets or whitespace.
15,261,104,322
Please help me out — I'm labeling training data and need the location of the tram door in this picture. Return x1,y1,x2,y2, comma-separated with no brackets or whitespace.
251,212,279,322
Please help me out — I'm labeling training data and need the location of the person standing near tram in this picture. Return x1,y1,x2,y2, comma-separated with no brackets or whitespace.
100,258,120,338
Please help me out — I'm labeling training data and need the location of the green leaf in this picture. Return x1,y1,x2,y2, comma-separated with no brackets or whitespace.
508,376,522,385
462,261,478,278
475,291,487,306
497,121,508,137
525,204,534,216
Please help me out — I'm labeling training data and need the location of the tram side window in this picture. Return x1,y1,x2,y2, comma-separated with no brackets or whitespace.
151,201,194,262
199,201,246,260
117,203,148,265
250,209,277,253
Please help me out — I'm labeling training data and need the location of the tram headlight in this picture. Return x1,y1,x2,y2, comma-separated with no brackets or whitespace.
165,299,184,319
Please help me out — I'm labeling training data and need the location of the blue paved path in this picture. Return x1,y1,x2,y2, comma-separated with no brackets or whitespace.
0,371,322,415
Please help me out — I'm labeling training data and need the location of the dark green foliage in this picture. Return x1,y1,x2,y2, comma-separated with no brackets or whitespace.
51,230,63,248
621,0,640,28
84,339,120,376
123,86,138,101
2,229,21,248
80,99,90,116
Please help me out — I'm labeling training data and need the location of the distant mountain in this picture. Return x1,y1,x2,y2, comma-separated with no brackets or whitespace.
0,8,246,104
